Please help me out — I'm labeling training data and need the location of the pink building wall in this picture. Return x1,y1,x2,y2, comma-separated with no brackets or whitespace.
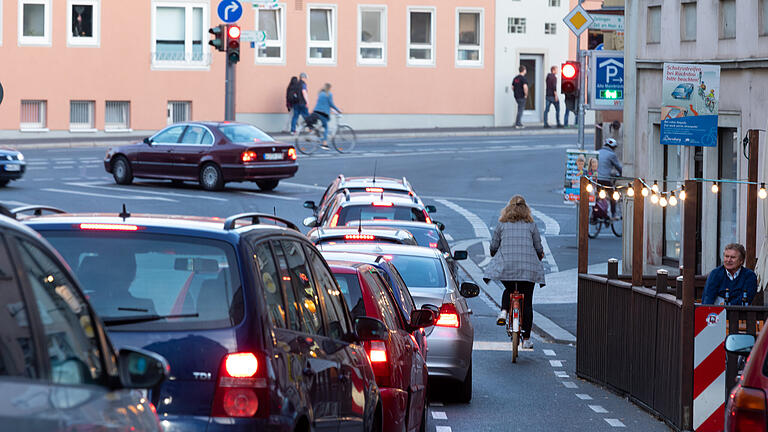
567,0,602,61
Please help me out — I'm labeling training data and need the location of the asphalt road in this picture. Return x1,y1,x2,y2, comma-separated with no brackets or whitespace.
5,133,667,431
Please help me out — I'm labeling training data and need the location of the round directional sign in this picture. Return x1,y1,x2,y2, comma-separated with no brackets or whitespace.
0,81,3,106
217,0,242,23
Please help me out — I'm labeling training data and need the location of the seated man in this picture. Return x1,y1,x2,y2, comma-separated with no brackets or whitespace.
701,243,758,305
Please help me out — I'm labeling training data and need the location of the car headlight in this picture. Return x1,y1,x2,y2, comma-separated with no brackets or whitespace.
16,152,24,161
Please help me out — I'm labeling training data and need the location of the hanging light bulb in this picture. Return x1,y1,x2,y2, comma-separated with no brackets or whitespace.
598,189,607,199
641,187,649,197
627,186,635,197
669,192,678,206
679,186,686,201
651,181,659,194
759,183,767,199
612,190,620,201
711,183,719,194
650,193,659,204
659,194,668,207
586,183,594,193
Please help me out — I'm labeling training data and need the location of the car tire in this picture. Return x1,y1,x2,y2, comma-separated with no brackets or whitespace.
199,163,224,191
419,395,429,432
456,360,472,403
112,156,134,185
256,179,279,191
0,180,9,187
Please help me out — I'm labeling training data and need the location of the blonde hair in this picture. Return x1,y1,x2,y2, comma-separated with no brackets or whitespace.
499,195,534,223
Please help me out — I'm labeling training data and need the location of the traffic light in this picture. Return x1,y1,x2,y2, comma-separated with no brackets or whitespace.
208,24,225,52
226,24,241,64
561,61,580,96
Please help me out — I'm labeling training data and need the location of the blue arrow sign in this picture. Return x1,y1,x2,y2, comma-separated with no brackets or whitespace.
595,56,623,101
217,0,243,23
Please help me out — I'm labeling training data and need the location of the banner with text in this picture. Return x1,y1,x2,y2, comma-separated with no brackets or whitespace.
661,63,720,147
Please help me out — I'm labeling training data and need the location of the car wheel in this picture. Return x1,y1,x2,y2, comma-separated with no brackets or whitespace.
0,180,9,187
256,179,279,191
199,163,224,191
456,360,472,403
419,395,429,432
112,156,133,185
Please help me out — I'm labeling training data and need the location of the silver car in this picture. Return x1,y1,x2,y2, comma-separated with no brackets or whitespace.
316,243,479,402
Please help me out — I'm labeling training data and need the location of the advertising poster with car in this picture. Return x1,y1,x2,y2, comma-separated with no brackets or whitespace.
661,63,720,147
564,149,599,203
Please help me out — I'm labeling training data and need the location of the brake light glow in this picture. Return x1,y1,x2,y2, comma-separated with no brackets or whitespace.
365,187,384,192
372,201,394,207
424,212,432,224
364,340,391,387
241,151,257,162
79,223,139,231
224,353,258,378
436,303,460,328
288,148,297,160
329,213,340,227
367,341,387,363
429,242,438,248
222,388,258,417
345,234,375,240
212,351,268,419
381,255,393,261
727,385,768,432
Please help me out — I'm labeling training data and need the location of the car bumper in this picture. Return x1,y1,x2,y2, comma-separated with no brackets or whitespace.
0,163,26,180
425,326,473,381
222,163,299,181
379,387,408,432
158,415,293,432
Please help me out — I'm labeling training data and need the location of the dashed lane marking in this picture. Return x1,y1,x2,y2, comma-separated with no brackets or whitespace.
549,360,563,367
238,191,299,201
576,394,593,400
543,349,556,356
589,405,608,413
555,371,569,378
66,182,228,202
562,381,578,389
604,419,626,428
435,199,491,266
473,341,513,351
444,233,454,241
42,188,177,202
435,427,452,432
431,411,448,420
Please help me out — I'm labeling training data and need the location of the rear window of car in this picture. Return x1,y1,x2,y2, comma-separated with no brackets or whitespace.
336,205,426,226
399,226,441,248
388,255,446,288
41,231,243,331
219,124,275,143
332,272,366,320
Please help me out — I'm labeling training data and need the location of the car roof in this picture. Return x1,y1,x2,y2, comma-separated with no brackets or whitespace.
317,242,441,258
310,226,416,240
340,192,423,207
320,250,389,265
348,220,439,230
339,176,411,190
326,260,370,274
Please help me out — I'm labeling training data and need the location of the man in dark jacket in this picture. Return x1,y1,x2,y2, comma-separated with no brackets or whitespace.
290,72,310,134
543,66,561,128
512,65,528,128
702,243,758,305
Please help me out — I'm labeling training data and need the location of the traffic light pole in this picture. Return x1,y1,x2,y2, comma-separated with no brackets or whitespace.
225,60,236,121
576,0,585,151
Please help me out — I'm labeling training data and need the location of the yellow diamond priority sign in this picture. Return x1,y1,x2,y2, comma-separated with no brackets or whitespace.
563,4,594,36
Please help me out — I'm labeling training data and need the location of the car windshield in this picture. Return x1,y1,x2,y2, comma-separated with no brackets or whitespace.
387,255,446,288
337,205,427,226
219,124,275,143
397,226,440,248
42,231,243,331
332,272,366,319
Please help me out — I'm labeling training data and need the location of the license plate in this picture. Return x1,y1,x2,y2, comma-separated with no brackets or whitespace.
4,164,19,171
263,153,283,160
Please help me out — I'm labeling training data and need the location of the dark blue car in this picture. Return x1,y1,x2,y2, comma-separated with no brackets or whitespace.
0,147,26,186
24,210,384,432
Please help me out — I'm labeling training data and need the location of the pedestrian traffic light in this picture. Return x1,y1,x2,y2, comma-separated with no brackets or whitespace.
226,24,241,64
208,24,225,52
561,61,580,96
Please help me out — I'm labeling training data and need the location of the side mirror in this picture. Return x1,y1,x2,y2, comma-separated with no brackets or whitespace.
421,304,440,318
459,282,480,298
304,200,316,210
354,317,389,341
453,250,468,261
425,205,437,213
143,137,152,145
410,309,435,329
303,216,319,228
725,334,756,354
117,347,170,389
433,221,445,231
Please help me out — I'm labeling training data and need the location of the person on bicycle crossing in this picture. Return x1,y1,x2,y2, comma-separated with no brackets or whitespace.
310,83,342,149
597,138,623,219
484,195,545,350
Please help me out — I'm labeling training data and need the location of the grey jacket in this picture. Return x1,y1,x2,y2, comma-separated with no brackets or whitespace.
597,147,623,180
484,221,546,285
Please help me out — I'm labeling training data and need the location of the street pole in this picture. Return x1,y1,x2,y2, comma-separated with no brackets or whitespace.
225,60,236,121
577,0,585,150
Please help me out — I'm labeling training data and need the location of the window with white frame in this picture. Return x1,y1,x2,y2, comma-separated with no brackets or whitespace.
508,17,526,34
544,22,557,34
681,2,696,41
20,100,47,130
647,6,661,44
407,8,435,65
761,0,768,36
255,5,285,63
456,10,482,65
548,0,560,6
68,0,99,46
19,0,51,45
152,2,208,67
167,101,191,124
105,101,130,130
358,5,386,64
307,6,336,64
70,101,95,130
719,0,736,40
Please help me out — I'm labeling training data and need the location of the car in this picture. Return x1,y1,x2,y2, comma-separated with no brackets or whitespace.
0,147,26,186
327,260,434,432
304,191,437,229
307,226,419,246
725,331,768,431
23,209,383,431
0,209,168,431
671,83,694,100
317,243,479,402
104,121,298,191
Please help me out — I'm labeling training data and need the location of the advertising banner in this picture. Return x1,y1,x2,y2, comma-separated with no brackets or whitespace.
564,149,599,203
661,63,720,147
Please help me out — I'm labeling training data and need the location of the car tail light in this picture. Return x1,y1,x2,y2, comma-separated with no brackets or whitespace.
364,340,391,387
436,303,460,328
329,211,340,227
345,234,375,240
372,201,394,207
429,242,438,248
423,211,432,224
365,187,384,192
241,151,257,162
211,352,269,418
288,148,297,160
79,223,140,231
727,385,768,432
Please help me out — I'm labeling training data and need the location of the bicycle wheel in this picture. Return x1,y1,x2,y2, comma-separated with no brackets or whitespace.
611,204,623,237
511,332,519,363
588,217,602,238
295,127,320,155
333,125,357,153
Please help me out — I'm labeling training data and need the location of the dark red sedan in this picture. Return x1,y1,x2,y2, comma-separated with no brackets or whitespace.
104,122,298,191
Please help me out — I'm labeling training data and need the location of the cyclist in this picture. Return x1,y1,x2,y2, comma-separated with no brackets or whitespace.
597,138,623,219
309,83,342,149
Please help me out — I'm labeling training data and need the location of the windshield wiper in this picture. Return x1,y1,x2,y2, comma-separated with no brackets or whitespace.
102,313,199,326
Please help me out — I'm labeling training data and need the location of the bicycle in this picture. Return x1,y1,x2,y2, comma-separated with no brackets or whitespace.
294,113,357,155
588,195,623,238
506,289,525,363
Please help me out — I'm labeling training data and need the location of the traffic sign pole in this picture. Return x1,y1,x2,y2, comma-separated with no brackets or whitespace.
226,59,236,121
577,1,584,151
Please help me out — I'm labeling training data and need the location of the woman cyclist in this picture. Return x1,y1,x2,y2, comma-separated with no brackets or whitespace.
310,83,342,148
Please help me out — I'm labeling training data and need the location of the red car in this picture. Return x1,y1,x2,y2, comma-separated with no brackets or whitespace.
104,121,298,191
328,261,434,432
725,330,768,431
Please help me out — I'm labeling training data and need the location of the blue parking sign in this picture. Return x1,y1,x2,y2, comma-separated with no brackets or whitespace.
589,51,623,110
217,0,242,23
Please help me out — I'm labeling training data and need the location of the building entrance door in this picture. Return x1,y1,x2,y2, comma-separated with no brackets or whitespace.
520,54,543,124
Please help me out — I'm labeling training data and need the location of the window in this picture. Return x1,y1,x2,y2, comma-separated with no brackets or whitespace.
167,101,191,124
152,2,208,67
408,8,435,66
718,129,739,260
180,125,213,145
255,4,285,63
761,0,768,36
362,270,398,330
67,0,99,46
508,17,526,34
19,0,51,45
70,101,95,130
253,242,286,329
549,0,561,6
663,144,682,261
152,125,185,144
681,2,696,41
271,241,303,331
358,5,386,65
279,241,324,335
457,10,482,66
544,22,557,35
647,6,661,44
388,255,446,288
105,101,130,130
306,248,349,340
719,0,736,39
20,100,46,130
0,234,37,379
307,6,336,64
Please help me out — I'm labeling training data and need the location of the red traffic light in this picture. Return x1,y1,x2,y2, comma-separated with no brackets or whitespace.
227,25,241,39
562,63,577,79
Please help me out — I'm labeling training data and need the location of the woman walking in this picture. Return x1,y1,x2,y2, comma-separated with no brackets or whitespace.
484,195,545,349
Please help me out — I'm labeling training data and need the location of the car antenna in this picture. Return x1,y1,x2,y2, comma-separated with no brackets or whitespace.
372,160,378,183
118,203,130,221
358,217,362,235
273,206,276,216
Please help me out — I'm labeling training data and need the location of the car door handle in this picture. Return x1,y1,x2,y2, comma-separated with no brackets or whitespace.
467,308,473,315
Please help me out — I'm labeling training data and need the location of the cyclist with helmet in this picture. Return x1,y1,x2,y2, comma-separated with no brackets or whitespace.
597,138,623,219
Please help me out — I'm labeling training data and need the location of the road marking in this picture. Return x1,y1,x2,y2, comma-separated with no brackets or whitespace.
239,191,299,201
529,208,560,235
562,381,578,389
555,371,569,378
66,182,228,202
435,199,491,265
280,181,326,191
473,341,513,351
589,405,608,413
543,349,556,356
297,144,573,161
538,234,559,273
576,394,593,400
604,419,626,427
53,166,75,169
424,195,573,208
42,188,177,202
444,233,453,241
435,427,452,432
431,411,448,420
430,402,444,407
549,360,563,367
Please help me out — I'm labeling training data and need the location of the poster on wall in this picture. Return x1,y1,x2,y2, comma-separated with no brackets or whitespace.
564,149,599,203
660,63,720,147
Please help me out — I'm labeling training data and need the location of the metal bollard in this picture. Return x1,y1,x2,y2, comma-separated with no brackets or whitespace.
656,269,669,295
607,258,619,279
675,275,684,300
